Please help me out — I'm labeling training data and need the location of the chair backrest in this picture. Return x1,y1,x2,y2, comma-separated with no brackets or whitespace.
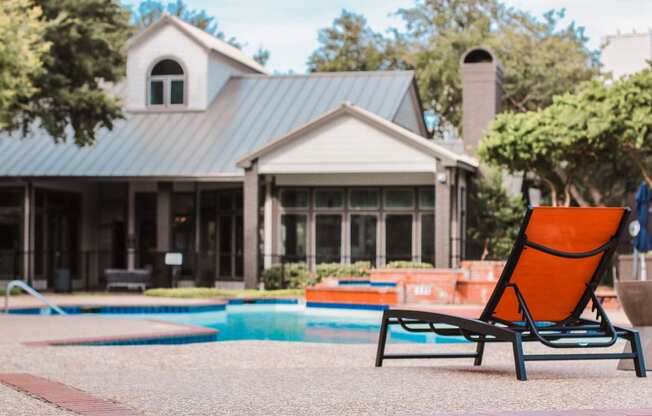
480,207,628,324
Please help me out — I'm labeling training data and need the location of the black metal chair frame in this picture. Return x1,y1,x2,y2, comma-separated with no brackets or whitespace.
375,207,647,380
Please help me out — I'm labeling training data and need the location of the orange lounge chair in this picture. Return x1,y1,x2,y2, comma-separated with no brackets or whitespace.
375,207,646,380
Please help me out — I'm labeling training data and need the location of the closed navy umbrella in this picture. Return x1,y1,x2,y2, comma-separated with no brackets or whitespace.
634,182,652,252
633,182,652,280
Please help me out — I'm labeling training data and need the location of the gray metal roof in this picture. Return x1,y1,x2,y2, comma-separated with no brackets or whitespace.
0,71,415,179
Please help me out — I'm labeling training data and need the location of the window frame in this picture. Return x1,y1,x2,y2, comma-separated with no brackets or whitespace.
146,57,187,109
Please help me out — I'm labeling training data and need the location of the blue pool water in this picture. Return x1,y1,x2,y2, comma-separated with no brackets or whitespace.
109,304,466,344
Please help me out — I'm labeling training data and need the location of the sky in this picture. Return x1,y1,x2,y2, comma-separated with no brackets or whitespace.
127,0,652,74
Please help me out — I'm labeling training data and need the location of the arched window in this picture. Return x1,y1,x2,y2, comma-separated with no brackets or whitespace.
148,58,186,107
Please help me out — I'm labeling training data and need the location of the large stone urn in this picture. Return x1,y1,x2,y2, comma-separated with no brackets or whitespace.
615,280,652,371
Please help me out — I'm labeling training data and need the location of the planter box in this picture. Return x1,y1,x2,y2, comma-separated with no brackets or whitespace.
456,280,497,305
459,260,505,280
617,254,652,281
305,285,399,306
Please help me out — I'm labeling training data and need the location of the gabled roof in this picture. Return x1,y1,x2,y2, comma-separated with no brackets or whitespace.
0,71,420,178
237,102,478,171
126,14,267,74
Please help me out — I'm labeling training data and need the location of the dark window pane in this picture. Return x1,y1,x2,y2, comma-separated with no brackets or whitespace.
170,80,184,105
219,215,232,277
219,192,233,211
149,80,163,105
350,189,378,209
421,214,435,266
385,189,413,209
281,214,306,262
315,189,343,208
151,59,184,75
419,188,435,209
280,189,308,208
235,215,243,277
386,214,412,262
350,215,377,265
315,215,341,264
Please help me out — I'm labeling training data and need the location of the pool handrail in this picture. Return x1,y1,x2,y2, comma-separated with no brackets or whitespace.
4,280,67,315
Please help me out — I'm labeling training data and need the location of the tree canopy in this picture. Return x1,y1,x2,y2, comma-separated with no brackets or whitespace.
0,0,132,146
0,0,51,131
308,1,598,137
480,68,652,207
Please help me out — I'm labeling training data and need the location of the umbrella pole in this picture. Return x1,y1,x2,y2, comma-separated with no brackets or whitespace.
633,248,639,280
641,252,648,281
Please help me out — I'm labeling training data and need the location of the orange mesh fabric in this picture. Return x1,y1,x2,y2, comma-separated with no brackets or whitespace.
491,207,625,323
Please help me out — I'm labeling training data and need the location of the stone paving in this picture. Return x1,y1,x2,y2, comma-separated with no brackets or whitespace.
0,297,649,415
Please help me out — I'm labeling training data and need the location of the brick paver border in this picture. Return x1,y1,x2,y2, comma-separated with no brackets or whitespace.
0,373,142,415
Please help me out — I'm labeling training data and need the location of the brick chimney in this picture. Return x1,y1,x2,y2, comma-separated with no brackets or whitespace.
460,47,503,155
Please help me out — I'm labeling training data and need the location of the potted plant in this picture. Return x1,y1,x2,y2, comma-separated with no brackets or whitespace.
616,183,652,371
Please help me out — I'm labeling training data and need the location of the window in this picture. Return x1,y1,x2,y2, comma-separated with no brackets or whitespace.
384,189,414,209
280,189,308,208
315,189,343,209
386,214,413,262
350,189,378,209
419,188,435,209
421,214,435,265
281,214,307,262
350,215,377,265
148,58,185,107
315,215,342,264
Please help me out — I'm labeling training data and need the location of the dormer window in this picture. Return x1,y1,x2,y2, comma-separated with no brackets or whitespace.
148,58,186,107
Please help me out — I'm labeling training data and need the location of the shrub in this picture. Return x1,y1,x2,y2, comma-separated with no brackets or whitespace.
384,261,433,269
315,262,371,279
261,263,315,289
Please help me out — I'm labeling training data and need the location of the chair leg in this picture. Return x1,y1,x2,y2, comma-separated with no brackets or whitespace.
375,311,389,367
630,331,647,377
474,337,485,366
512,335,527,381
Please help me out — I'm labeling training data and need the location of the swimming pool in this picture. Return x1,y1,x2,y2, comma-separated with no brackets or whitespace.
109,303,466,344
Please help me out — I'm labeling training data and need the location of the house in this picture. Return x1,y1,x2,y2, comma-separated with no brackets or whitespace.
602,31,652,79
0,15,505,290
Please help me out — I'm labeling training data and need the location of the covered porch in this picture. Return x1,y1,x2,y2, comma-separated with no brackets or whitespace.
0,180,246,291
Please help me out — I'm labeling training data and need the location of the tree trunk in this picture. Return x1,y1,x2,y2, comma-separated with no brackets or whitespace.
540,177,558,206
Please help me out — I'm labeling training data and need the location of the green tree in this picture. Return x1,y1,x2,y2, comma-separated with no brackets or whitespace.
467,172,525,260
397,2,598,136
35,0,132,145
9,0,132,146
480,76,642,207
604,67,652,189
308,2,598,138
0,0,50,130
307,10,399,72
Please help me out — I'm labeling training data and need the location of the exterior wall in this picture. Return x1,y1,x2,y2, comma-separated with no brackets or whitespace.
207,52,256,104
392,86,427,136
602,32,652,79
127,24,209,111
258,114,438,174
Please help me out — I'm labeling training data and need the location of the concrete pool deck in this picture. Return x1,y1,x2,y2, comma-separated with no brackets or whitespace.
1,301,651,415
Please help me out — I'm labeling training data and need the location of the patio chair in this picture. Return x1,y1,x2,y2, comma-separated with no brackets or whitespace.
375,207,647,380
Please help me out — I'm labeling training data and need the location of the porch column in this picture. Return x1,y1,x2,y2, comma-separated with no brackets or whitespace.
263,176,274,269
243,163,260,289
127,182,136,270
435,167,452,268
156,182,172,252
22,182,33,284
